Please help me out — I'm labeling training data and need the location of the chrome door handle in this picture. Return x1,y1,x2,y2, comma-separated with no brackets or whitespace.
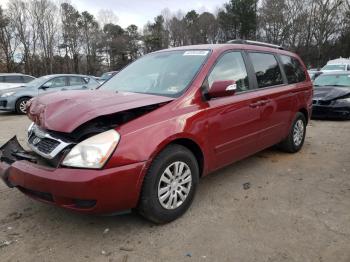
249,102,261,108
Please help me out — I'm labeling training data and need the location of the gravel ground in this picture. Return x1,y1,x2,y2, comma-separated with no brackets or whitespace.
0,112,349,262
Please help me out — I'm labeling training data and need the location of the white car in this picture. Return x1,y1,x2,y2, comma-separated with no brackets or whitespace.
321,58,350,73
0,73,36,91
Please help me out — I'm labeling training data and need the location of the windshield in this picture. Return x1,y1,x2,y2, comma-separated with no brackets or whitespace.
321,64,346,71
100,50,210,97
314,74,350,87
25,75,52,88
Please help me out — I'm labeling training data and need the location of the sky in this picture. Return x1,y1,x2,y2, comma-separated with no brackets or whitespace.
0,0,227,28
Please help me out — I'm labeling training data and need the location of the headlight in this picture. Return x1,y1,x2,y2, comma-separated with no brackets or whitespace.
341,97,350,102
62,130,120,169
336,97,350,103
1,92,15,97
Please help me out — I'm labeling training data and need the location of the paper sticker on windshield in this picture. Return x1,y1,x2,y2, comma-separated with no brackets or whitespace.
183,51,209,56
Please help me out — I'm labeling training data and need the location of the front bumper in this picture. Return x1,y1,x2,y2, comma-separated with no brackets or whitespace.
312,105,350,120
0,98,15,111
0,137,147,214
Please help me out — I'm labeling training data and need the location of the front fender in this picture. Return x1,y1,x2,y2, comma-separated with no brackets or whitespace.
105,109,209,170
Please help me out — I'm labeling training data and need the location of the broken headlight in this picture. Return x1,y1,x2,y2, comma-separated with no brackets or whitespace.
62,130,120,169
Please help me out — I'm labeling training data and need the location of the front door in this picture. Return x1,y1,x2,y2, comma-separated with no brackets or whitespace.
206,51,264,169
39,76,68,95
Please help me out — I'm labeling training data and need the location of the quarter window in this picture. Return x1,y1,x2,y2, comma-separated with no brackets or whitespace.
208,52,249,92
280,55,306,83
249,53,283,88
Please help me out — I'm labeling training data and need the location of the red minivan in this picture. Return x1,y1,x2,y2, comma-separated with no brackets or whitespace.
0,41,313,223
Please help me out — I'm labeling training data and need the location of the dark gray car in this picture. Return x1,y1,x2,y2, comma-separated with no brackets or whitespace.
0,74,100,114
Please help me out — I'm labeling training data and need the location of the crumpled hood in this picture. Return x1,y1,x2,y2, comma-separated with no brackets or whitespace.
313,86,350,101
27,90,174,133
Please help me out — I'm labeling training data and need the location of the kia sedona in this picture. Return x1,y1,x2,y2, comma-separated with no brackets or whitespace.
0,41,313,224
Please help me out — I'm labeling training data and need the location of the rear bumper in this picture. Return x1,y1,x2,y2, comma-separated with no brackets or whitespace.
312,105,350,119
0,138,147,214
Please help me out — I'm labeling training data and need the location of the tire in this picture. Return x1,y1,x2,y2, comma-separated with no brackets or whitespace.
15,97,30,114
278,112,307,153
138,144,199,224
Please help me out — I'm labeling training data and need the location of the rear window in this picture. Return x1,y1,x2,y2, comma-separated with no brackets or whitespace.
248,53,283,88
280,55,307,84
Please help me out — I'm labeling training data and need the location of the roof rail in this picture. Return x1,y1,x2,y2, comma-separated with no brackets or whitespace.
227,39,285,50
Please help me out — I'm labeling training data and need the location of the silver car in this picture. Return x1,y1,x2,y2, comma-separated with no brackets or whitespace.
0,73,36,91
0,74,100,114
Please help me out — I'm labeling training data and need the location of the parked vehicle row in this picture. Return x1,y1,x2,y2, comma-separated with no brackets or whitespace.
0,41,313,223
0,74,100,114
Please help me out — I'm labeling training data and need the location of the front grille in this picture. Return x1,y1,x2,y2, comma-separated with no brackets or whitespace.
29,135,60,154
0,100,7,107
313,100,332,106
27,124,72,159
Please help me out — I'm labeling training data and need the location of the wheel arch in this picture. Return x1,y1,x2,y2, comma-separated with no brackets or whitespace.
298,107,309,124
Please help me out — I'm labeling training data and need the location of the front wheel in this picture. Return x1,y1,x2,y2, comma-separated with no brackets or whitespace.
138,144,199,224
15,97,30,114
278,112,307,153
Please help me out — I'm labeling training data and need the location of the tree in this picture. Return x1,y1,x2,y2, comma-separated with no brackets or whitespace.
30,0,58,74
60,3,81,73
79,11,100,74
218,0,258,41
0,5,19,72
144,15,169,52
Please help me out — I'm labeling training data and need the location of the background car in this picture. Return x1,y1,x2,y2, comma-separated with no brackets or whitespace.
312,72,350,119
97,71,119,84
0,73,36,91
321,58,350,73
0,74,100,114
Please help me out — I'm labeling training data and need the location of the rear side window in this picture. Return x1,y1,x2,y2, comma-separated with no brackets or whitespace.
248,53,283,88
280,55,306,83
208,52,249,92
0,76,4,82
69,76,86,86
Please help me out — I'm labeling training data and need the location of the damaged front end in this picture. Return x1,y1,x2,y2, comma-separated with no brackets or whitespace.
0,136,37,187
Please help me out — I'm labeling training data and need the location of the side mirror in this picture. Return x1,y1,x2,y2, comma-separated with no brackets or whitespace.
40,82,52,89
207,80,237,99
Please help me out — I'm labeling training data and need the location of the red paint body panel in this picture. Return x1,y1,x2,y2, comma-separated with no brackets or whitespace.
1,44,313,214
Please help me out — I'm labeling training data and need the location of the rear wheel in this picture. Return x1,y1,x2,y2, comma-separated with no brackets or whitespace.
138,144,199,224
15,97,30,114
278,112,307,153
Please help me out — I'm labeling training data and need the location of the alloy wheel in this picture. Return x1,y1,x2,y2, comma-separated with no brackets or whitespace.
157,161,192,210
293,119,304,146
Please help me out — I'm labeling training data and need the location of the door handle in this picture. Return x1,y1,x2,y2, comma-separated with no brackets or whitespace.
249,99,270,108
249,101,261,108
259,99,270,106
